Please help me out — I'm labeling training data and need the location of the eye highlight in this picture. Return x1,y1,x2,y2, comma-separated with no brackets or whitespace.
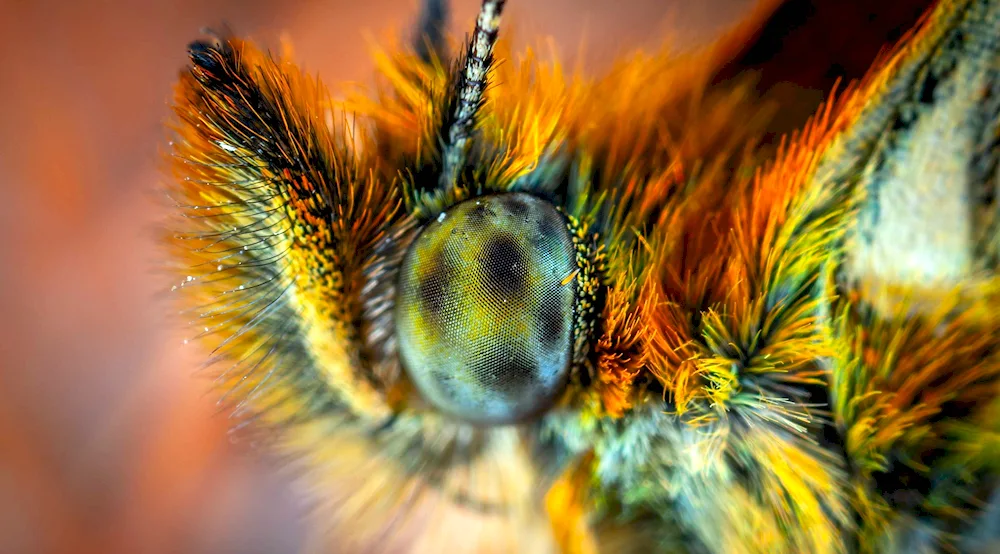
395,193,578,424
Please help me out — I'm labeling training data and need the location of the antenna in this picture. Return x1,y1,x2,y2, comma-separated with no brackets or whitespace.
438,0,507,190
413,0,449,63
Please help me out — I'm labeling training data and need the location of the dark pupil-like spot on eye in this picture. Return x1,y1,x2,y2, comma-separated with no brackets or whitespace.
480,234,528,298
537,292,566,349
537,213,561,244
471,354,538,397
504,357,537,392
503,195,530,217
469,203,495,223
418,252,452,323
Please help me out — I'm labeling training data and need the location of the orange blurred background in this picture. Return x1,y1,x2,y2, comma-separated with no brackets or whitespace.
0,2,755,552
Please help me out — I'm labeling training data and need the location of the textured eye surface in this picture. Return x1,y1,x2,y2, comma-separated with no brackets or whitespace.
395,193,578,424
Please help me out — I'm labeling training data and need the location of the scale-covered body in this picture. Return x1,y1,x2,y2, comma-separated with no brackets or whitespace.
163,0,1000,551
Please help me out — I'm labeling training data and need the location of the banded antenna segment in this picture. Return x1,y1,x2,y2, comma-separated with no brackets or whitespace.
439,0,507,190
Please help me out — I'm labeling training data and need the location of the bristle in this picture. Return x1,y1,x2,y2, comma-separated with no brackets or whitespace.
590,282,649,419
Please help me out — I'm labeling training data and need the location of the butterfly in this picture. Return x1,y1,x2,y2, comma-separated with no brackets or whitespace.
163,0,1000,551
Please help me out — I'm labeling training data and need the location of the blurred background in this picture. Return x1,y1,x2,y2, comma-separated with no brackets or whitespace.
0,1,759,552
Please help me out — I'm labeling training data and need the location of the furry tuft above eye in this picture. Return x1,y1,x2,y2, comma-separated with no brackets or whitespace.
438,0,506,190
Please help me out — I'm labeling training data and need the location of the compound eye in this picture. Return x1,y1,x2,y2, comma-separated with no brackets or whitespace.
395,193,578,424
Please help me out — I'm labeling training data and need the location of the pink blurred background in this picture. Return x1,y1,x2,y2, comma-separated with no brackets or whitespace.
0,2,756,552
